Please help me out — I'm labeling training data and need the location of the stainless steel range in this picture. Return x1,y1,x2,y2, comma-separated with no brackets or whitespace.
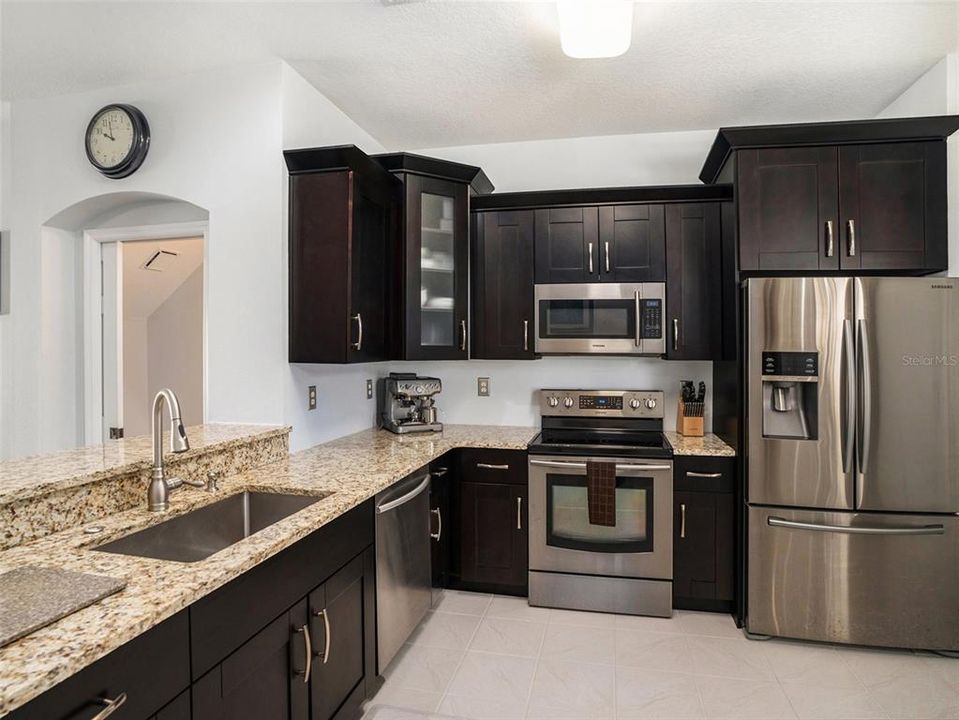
527,389,674,617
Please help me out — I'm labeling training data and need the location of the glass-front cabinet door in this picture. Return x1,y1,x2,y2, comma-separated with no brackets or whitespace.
403,173,469,360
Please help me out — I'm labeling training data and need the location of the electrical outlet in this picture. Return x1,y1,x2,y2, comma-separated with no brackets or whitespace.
308,385,317,410
477,377,490,397
366,379,374,399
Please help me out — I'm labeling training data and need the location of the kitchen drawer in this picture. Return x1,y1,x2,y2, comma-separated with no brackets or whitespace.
459,449,528,486
190,499,374,679
673,456,735,493
7,611,189,720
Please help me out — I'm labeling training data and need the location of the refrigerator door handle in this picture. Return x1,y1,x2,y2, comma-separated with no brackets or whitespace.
768,516,944,536
856,319,873,493
841,319,855,474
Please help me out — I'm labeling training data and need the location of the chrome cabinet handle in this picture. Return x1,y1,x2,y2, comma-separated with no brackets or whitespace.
516,497,523,530
432,467,448,477
352,313,363,351
604,241,610,273
686,471,722,479
312,608,331,664
523,319,529,352
847,219,856,257
680,503,686,539
431,507,442,541
768,516,944,536
477,463,509,470
587,242,594,274
825,220,835,257
672,319,679,351
376,474,431,514
460,320,467,351
90,693,127,720
294,624,312,682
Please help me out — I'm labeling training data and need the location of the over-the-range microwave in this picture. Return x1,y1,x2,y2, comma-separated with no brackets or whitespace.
533,282,666,356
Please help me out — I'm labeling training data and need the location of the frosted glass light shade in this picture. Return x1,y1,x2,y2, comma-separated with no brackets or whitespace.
558,0,633,59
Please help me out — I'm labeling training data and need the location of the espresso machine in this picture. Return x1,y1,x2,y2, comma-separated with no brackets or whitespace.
379,373,443,434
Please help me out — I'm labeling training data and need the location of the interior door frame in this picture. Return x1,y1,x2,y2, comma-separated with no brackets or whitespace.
82,221,210,445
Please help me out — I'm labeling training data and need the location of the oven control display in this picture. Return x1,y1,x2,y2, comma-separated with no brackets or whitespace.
579,395,623,410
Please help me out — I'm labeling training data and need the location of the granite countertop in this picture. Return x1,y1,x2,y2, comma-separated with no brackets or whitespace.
0,424,291,506
0,424,537,717
665,431,736,457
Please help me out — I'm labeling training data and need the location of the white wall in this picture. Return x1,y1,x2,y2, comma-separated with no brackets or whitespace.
876,54,959,275
148,267,204,430
1,61,286,459
123,318,149,437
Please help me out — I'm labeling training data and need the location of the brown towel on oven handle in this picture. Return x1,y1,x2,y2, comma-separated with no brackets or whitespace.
586,460,616,527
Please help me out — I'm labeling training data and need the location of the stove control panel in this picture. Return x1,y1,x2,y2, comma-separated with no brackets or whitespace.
540,390,665,419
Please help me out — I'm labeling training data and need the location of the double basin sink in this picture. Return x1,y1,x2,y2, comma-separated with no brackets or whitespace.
96,490,328,563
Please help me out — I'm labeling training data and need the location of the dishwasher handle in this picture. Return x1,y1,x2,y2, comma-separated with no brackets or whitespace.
376,474,431,514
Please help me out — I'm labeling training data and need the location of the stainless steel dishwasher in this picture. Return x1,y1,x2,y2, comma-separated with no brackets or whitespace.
375,469,433,673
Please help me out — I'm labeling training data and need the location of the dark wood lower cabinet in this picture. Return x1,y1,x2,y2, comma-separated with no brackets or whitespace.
457,449,528,595
153,691,191,720
430,454,454,591
673,457,735,613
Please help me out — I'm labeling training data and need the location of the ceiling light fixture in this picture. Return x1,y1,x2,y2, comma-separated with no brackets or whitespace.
557,0,633,59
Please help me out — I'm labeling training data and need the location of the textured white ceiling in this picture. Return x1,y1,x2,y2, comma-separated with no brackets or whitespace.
3,1,957,148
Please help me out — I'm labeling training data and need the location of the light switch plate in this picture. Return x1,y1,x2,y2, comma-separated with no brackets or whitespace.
308,385,317,410
366,379,374,400
477,377,490,397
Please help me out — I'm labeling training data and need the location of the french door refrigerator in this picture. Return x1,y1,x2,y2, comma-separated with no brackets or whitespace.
746,277,959,651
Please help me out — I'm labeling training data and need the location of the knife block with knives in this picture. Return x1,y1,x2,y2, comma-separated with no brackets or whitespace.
677,380,705,437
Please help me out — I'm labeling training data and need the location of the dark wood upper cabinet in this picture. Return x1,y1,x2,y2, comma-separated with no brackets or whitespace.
472,210,536,359
286,146,401,364
737,146,839,272
838,142,947,271
534,206,599,283
700,117,959,275
373,153,492,361
665,203,722,360
598,204,666,281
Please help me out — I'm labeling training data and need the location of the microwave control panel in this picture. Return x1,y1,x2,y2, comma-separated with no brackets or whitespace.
639,299,662,339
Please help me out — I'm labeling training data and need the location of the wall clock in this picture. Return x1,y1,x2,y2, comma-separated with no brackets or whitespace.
85,104,151,179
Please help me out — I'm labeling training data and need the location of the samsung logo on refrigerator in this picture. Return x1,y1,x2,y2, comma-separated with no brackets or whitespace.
930,284,955,289
902,354,959,367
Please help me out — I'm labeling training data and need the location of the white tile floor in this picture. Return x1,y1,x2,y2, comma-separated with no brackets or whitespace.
364,590,959,720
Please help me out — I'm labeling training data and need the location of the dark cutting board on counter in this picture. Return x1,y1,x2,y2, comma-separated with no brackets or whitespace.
0,565,127,647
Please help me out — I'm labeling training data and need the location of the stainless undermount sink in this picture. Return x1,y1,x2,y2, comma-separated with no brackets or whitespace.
95,490,329,563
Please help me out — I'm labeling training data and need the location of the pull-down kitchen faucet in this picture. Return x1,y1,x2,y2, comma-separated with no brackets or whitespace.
147,388,198,512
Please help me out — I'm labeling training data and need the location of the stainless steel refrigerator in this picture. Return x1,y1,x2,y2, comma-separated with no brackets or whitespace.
746,277,959,652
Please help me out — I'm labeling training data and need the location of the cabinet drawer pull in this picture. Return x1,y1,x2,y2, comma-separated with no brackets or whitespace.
825,220,834,258
352,313,363,351
588,242,594,274
431,507,443,541
672,319,679,351
846,219,856,257
460,320,467,351
432,467,448,477
686,471,722,479
523,319,529,352
90,693,127,720
477,463,509,470
604,241,610,273
294,624,312,682
680,503,686,539
313,608,331,664
516,497,523,530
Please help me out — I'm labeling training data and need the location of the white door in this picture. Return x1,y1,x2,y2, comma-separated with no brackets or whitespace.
101,242,124,441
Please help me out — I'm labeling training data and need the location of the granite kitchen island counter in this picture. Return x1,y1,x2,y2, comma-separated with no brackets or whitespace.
0,424,537,717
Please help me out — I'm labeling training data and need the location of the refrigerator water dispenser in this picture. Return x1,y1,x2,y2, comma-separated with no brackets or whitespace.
761,351,818,440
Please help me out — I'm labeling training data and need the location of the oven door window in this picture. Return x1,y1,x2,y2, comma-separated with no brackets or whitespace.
539,299,636,339
546,474,654,553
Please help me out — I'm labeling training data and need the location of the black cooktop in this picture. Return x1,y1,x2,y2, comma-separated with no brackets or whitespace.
527,427,674,459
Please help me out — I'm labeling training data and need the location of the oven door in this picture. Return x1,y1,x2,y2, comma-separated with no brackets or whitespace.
528,455,673,579
534,283,665,355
